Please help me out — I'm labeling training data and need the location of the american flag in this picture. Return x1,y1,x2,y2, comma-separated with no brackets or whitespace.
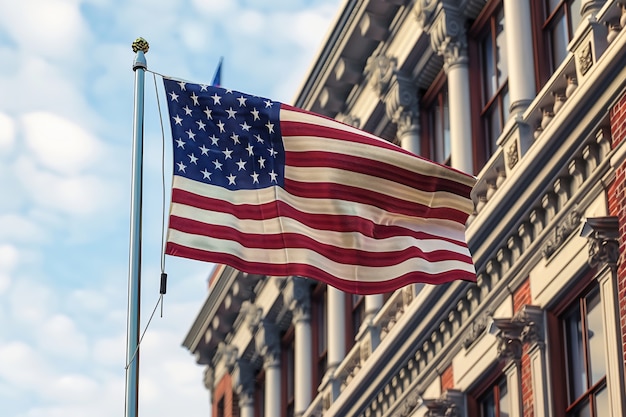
163,76,476,294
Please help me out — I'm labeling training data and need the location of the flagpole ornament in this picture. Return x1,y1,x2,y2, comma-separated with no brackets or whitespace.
132,37,149,54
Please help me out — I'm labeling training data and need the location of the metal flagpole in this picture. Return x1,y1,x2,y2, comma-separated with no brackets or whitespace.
126,37,148,417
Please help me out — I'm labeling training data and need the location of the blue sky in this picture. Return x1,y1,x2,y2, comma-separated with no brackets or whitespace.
0,0,339,416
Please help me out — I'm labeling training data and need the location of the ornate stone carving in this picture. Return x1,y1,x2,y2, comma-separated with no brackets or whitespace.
423,389,463,417
492,305,544,363
461,310,492,349
578,41,593,76
542,209,582,259
580,216,620,268
366,54,398,96
507,140,519,169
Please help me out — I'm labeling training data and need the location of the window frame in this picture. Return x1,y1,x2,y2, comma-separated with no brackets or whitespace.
421,69,451,166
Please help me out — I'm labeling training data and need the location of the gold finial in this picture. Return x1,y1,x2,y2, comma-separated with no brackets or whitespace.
132,37,149,54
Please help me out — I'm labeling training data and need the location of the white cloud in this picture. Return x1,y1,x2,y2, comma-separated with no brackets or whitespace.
0,0,90,60
0,112,15,153
39,314,89,359
0,244,18,294
21,112,106,176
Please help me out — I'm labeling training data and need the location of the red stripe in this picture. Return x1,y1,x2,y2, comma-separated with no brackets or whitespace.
172,189,467,243
284,179,468,222
281,104,475,182
286,150,472,197
166,242,476,294
169,215,473,266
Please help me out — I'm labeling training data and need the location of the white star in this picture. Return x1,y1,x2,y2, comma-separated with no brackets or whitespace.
213,159,223,170
209,135,220,145
265,121,274,134
236,159,247,171
250,171,259,184
211,93,221,104
188,153,198,164
245,143,254,156
226,107,237,119
199,145,210,155
177,161,187,172
216,120,226,132
201,169,212,180
186,129,196,140
258,156,266,168
236,96,247,107
250,108,260,120
230,133,240,144
190,92,199,105
204,106,213,119
169,91,179,102
200,84,208,91
196,120,206,131
175,138,185,148
226,173,237,185
254,134,264,144
173,115,183,125
225,89,234,94
178,81,187,91
269,170,278,182
222,148,233,159
240,121,251,131
183,105,193,116
268,147,278,157
264,99,273,108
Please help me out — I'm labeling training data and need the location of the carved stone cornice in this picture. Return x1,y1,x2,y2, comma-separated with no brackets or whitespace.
542,209,582,259
422,3,468,70
385,75,420,139
230,359,256,405
254,320,281,368
580,216,620,268
365,54,398,97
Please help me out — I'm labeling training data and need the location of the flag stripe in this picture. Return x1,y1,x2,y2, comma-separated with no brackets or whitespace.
171,177,469,243
166,241,475,294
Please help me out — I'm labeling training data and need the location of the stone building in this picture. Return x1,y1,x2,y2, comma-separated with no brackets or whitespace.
183,1,626,416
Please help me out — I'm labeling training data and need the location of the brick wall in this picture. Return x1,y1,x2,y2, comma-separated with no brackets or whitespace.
441,364,454,392
212,373,239,417
513,279,533,417
608,91,626,377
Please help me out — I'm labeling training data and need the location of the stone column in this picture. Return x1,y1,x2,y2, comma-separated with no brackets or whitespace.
581,216,625,417
428,8,473,174
386,74,421,155
231,360,255,417
285,277,313,416
326,286,346,373
365,54,421,155
503,0,536,116
254,321,281,417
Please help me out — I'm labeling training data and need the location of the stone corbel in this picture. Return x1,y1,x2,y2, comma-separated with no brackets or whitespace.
423,389,464,417
580,216,620,268
492,305,544,363
365,54,398,97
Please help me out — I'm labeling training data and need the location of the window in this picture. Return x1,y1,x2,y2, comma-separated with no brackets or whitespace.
533,0,583,86
478,3,509,153
478,376,509,417
217,397,225,417
422,72,451,165
281,329,295,417
561,284,608,417
545,0,582,71
349,293,365,341
312,284,328,389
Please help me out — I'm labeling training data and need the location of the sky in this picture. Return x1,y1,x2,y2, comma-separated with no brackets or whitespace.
0,0,341,416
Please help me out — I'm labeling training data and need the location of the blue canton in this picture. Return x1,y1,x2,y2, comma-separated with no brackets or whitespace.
163,78,285,190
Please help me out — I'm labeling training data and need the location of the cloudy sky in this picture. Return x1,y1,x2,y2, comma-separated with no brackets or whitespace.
0,0,340,416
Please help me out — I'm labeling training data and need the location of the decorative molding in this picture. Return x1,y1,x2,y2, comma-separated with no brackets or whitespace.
461,309,492,349
579,41,593,76
542,209,582,259
507,140,519,169
492,305,544,363
365,54,398,97
423,389,464,417
580,216,620,268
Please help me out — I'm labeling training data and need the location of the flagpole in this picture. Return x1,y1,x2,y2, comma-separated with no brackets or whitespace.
126,37,148,417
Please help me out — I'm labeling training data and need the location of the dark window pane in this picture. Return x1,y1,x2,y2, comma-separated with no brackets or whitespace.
499,379,510,417
564,305,586,402
594,386,610,417
550,16,569,67
585,290,606,385
570,0,582,33
482,34,495,102
495,9,507,88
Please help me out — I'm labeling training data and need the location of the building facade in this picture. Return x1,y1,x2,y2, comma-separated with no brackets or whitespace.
183,1,626,416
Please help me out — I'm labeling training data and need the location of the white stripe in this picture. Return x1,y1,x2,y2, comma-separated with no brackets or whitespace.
167,229,476,283
172,176,469,242
285,165,475,212
170,202,471,254
280,108,476,187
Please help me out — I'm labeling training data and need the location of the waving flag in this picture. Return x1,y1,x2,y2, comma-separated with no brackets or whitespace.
162,76,476,294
